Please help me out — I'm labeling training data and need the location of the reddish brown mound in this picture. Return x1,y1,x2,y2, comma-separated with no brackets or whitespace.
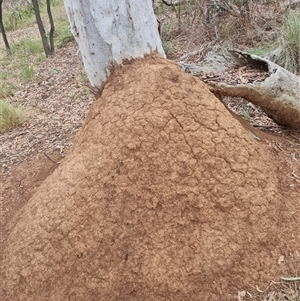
2,56,299,301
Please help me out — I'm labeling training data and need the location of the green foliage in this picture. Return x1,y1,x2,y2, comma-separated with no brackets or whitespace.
15,38,44,55
0,100,28,133
284,12,300,50
4,84,20,97
0,38,43,96
0,87,6,99
241,109,251,121
247,47,272,56
0,0,69,98
51,0,63,6
4,3,35,30
3,0,64,31
154,3,166,15
163,41,175,57
275,12,300,73
55,25,74,48
20,64,35,82
46,0,74,48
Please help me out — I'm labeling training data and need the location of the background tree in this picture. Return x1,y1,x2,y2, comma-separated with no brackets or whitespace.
0,0,11,55
32,0,52,57
63,0,165,91
46,0,55,54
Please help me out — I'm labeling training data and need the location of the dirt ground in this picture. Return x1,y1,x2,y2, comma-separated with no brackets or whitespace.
1,56,299,300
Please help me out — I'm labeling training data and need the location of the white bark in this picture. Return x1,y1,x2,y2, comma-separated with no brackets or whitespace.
63,0,165,90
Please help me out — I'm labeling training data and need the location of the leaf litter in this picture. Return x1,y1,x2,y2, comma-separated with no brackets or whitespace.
0,41,94,174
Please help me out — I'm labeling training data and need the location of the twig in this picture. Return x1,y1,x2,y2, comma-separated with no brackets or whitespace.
85,83,101,96
252,124,286,129
177,49,203,62
291,168,300,179
161,0,179,7
43,152,59,164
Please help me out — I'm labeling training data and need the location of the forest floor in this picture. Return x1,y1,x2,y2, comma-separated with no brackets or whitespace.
1,1,300,300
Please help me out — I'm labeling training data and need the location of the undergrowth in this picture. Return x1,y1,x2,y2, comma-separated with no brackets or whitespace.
0,0,72,98
154,0,292,60
262,11,300,74
0,99,28,133
3,0,63,31
282,11,300,73
0,0,72,132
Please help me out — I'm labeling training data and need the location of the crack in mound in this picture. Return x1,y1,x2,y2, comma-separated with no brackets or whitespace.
2,56,299,301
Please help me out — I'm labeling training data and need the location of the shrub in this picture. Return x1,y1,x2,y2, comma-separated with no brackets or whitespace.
268,12,300,74
284,12,300,49
4,4,35,30
0,100,28,133
283,11,300,72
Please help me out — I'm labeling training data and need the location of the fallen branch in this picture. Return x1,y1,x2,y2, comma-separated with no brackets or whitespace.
43,152,59,164
204,50,300,128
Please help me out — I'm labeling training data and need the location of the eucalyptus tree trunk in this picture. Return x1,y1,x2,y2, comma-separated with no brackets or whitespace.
46,0,55,54
63,0,165,92
32,0,51,57
0,0,11,55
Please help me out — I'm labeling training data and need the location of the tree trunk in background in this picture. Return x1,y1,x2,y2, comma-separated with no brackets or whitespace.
63,0,165,91
0,0,11,55
32,0,51,57
46,0,55,54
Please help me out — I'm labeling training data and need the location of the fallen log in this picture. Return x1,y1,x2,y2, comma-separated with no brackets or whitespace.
204,50,300,128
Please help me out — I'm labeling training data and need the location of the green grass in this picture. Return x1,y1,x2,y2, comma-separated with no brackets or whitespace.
0,0,72,132
14,38,44,55
20,64,35,82
0,86,6,99
0,38,43,96
241,109,251,121
3,0,64,31
55,23,74,48
3,4,35,31
5,84,20,97
269,11,300,73
284,11,300,50
46,0,74,48
247,47,272,56
0,0,72,97
154,3,166,15
0,99,28,133
163,40,175,57
283,12,300,72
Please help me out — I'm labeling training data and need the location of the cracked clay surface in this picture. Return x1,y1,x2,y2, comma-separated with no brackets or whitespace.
2,56,299,300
